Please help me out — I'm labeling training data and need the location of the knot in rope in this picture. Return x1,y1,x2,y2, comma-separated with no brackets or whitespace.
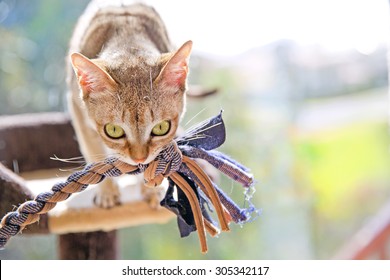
143,142,182,188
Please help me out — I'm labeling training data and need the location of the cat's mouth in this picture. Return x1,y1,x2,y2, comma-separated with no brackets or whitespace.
120,150,160,166
120,156,150,166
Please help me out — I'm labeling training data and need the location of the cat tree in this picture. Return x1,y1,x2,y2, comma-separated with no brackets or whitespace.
0,113,173,259
0,111,255,258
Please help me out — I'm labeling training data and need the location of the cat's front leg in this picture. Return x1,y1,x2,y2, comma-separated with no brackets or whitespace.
68,96,122,208
141,182,165,209
94,179,121,208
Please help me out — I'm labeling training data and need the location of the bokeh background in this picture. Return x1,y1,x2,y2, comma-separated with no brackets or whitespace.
0,0,389,259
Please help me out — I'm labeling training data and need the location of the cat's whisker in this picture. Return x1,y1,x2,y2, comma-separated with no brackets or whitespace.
58,165,87,173
90,152,123,174
183,135,209,142
187,122,223,136
149,67,153,95
50,155,86,164
105,90,118,101
55,152,123,175
184,118,220,135
93,153,120,162
184,108,207,128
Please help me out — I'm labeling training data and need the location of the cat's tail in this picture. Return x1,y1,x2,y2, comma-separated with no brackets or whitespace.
187,85,218,99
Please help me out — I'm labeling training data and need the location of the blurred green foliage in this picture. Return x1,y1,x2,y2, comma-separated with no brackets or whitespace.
295,118,390,257
0,0,89,115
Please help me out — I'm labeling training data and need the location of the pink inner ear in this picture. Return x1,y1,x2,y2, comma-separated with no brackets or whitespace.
165,63,188,86
71,53,116,94
160,41,192,88
77,69,95,92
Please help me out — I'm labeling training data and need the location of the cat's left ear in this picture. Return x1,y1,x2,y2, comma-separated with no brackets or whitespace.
70,53,117,97
157,40,193,90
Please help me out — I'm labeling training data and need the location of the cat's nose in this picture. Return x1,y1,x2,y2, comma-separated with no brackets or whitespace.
133,157,147,164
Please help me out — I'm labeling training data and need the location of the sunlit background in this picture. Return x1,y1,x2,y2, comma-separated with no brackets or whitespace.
0,0,389,259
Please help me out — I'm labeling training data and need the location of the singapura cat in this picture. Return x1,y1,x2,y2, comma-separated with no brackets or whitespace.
67,0,194,208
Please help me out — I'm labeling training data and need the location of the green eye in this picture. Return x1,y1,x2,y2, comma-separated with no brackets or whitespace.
104,123,125,139
151,120,170,136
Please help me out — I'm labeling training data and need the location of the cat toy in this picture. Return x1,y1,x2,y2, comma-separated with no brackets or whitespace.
0,111,256,253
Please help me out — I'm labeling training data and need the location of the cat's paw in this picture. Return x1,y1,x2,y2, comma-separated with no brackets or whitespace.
93,180,121,208
141,184,165,209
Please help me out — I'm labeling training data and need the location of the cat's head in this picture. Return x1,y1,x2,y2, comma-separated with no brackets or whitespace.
70,41,192,165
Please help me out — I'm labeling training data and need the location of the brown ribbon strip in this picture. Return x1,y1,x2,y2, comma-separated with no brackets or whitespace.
182,156,230,232
170,172,208,254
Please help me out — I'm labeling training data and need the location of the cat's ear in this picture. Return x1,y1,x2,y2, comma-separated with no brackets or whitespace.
157,40,193,90
70,53,117,96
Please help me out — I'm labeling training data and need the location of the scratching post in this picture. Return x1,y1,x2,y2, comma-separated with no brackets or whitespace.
0,113,119,259
59,231,118,260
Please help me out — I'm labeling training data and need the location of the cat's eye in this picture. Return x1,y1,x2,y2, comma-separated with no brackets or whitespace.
151,120,170,136
104,123,125,139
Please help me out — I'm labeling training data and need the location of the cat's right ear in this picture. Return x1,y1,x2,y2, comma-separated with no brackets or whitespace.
70,53,117,97
156,40,193,91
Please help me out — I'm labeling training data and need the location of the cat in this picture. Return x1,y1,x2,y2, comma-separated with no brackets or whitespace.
67,0,192,208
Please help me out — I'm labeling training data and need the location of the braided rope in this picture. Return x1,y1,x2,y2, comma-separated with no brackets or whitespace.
0,138,255,253
0,142,181,249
